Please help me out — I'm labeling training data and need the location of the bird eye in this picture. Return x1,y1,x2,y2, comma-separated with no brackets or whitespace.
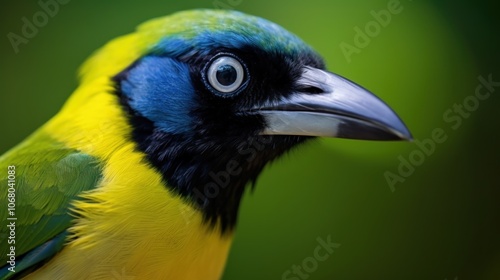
203,54,248,96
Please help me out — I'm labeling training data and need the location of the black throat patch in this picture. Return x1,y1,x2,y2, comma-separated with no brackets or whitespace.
113,82,309,234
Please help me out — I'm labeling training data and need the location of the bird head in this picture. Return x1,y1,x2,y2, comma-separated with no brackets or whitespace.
81,10,411,232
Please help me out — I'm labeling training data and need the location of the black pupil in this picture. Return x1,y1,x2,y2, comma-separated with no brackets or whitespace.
216,65,238,86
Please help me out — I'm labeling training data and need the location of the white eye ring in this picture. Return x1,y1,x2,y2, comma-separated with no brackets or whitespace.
207,56,245,93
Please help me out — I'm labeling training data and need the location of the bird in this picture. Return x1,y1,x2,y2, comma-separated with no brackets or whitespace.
0,9,411,280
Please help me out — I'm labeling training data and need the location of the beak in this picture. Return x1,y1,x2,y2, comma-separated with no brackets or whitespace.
253,67,412,141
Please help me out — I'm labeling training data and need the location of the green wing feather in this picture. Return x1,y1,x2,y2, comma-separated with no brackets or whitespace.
0,131,102,279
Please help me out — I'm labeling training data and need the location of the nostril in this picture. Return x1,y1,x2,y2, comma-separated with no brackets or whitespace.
298,85,324,94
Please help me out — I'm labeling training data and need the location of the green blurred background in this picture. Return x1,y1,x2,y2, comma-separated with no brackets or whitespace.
1,0,499,279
